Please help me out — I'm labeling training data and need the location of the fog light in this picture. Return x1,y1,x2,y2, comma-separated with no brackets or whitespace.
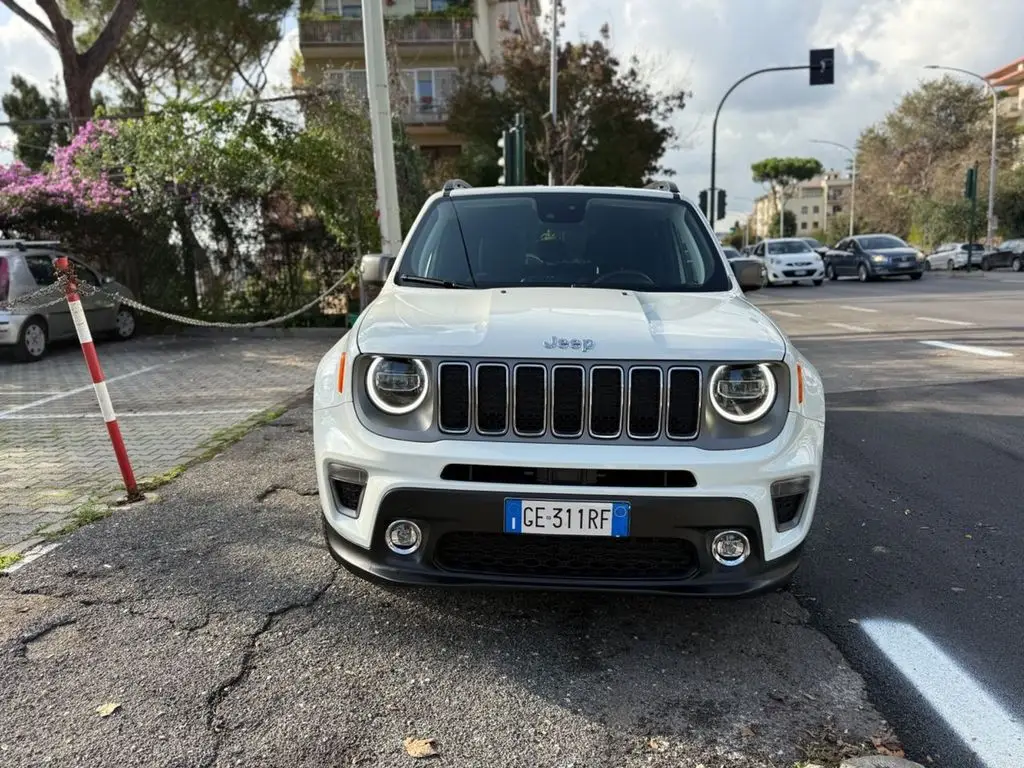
711,530,750,566
385,520,422,555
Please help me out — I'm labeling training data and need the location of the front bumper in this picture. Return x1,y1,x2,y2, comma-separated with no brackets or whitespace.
868,260,923,276
313,404,824,596
767,264,824,283
0,312,26,347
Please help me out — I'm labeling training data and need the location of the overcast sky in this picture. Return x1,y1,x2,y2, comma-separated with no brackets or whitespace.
2,0,1023,224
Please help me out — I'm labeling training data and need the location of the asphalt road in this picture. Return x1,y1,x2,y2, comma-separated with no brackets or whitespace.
750,270,1024,768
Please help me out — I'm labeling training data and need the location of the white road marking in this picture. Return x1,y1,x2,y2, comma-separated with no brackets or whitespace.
861,619,1024,768
770,310,803,318
0,409,260,420
920,340,1013,358
3,542,63,573
0,354,196,418
916,317,974,327
828,322,871,333
840,305,879,313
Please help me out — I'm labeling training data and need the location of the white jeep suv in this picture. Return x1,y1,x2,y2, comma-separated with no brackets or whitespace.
312,181,825,596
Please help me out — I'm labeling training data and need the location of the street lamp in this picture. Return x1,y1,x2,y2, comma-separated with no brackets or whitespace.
924,64,998,249
810,139,856,237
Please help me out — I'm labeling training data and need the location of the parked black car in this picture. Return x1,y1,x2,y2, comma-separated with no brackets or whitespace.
721,246,767,290
824,234,925,282
999,238,1024,272
978,241,1023,271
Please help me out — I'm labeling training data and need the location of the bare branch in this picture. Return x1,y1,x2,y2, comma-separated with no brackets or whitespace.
0,0,56,47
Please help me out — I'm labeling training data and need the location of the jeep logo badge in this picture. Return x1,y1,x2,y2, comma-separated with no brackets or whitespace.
544,336,595,353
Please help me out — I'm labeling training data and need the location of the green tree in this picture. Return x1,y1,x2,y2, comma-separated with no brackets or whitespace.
0,0,140,120
995,165,1024,238
751,157,822,237
854,75,1020,236
1,76,68,169
767,210,798,238
446,3,690,186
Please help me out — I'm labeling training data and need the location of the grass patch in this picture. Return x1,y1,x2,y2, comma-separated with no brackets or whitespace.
138,403,290,493
0,552,23,571
42,499,113,541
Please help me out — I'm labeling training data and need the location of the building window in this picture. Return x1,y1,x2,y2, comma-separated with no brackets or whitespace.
341,1,360,17
833,205,842,214
416,71,434,101
431,0,450,9
801,206,808,214
415,0,449,10
812,205,819,214
800,222,808,230
322,0,341,13
812,221,819,229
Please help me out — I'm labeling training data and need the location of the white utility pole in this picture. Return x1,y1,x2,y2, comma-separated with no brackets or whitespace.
363,0,403,256
810,139,856,237
925,65,998,249
548,0,558,186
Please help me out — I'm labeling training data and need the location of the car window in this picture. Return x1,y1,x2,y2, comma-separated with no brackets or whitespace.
0,256,8,303
68,256,101,287
23,255,58,287
858,235,908,249
721,247,742,260
397,192,732,292
766,240,813,254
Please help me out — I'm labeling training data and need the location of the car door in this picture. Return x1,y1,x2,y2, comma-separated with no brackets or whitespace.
927,243,948,270
830,239,848,274
18,253,75,341
67,255,117,331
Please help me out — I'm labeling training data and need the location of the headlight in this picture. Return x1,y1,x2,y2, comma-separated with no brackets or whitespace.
916,252,925,261
709,363,777,423
871,254,886,263
366,356,429,415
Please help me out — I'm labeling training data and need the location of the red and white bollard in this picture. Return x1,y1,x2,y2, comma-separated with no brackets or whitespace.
56,257,143,502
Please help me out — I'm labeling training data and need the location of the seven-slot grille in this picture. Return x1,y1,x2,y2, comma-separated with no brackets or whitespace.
436,362,701,440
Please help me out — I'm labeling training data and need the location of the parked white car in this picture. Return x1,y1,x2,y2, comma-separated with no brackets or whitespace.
925,242,985,271
751,238,826,286
312,181,826,596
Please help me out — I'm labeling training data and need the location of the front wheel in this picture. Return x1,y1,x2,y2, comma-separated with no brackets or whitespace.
1012,256,1022,272
924,259,932,271
825,263,837,281
947,259,955,271
981,258,991,271
858,264,870,282
15,317,48,362
113,307,137,340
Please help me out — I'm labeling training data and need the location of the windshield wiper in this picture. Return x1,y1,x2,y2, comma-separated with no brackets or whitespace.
396,274,472,289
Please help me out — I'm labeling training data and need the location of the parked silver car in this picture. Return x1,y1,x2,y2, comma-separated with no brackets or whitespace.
0,240,137,362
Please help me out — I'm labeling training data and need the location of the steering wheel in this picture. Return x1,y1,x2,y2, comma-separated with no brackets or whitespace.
592,269,656,286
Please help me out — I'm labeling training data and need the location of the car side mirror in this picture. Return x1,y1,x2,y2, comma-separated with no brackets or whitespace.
358,253,396,307
735,261,763,292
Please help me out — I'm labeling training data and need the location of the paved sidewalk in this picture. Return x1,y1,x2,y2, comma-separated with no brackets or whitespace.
0,400,898,767
0,333,339,555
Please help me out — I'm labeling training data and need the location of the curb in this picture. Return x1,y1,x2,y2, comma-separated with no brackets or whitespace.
838,757,928,768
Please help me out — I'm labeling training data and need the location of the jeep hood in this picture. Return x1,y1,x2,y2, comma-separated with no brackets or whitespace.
356,287,787,362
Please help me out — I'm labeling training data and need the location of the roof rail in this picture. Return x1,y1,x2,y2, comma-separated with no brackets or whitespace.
442,179,472,196
0,239,62,250
644,180,680,198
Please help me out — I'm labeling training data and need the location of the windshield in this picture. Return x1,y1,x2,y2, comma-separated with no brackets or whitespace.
802,238,822,249
395,192,732,292
766,240,813,255
964,243,985,251
858,235,908,250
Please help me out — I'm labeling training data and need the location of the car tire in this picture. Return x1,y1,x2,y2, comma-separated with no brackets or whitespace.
910,272,922,280
825,263,837,281
981,258,991,271
813,278,824,286
924,260,932,271
1012,256,1022,272
113,306,137,340
947,258,955,271
857,263,870,282
14,317,48,362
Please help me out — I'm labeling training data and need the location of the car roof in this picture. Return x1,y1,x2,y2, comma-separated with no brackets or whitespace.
443,184,693,206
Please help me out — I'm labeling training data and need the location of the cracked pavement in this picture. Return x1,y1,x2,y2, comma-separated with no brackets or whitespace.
0,398,892,767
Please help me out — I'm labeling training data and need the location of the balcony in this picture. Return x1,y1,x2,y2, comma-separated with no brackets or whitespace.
299,16,477,57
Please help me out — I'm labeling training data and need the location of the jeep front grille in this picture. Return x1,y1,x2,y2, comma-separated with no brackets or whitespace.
435,361,701,441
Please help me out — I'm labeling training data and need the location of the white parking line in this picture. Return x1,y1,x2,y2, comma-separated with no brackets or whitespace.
0,409,260,420
916,317,975,327
840,305,879,313
920,340,1013,358
0,363,168,418
828,322,871,333
861,619,1024,768
770,310,803,318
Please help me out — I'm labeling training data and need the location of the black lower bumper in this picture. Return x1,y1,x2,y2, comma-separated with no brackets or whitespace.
323,489,803,597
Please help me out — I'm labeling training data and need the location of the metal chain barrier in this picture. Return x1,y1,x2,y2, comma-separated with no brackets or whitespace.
2,265,357,328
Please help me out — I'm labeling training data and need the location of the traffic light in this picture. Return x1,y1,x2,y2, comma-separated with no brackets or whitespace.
497,130,512,185
699,189,709,218
964,166,977,200
810,48,834,86
716,189,726,220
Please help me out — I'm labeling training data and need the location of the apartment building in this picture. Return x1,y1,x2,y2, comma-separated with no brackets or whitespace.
750,171,854,238
985,55,1024,125
298,0,541,164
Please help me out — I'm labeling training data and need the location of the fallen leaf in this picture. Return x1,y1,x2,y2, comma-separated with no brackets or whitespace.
96,702,121,718
873,735,906,758
739,725,756,738
403,737,438,759
647,737,669,752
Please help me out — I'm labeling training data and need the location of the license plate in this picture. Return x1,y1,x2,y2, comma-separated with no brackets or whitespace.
504,498,630,537
794,270,809,276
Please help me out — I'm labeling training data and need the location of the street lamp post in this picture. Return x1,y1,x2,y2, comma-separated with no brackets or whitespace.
925,64,998,249
810,139,856,237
